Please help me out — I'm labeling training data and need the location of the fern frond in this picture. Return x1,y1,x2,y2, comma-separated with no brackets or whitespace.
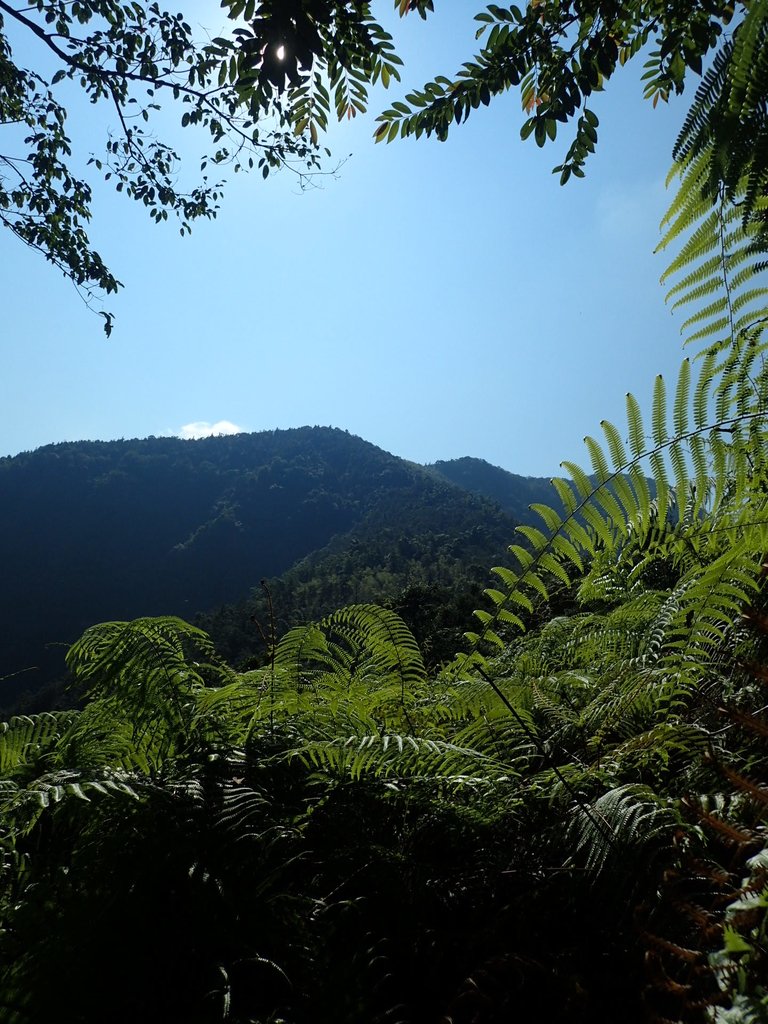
0,712,76,779
464,354,768,676
67,616,214,699
2,767,142,838
296,732,515,785
274,604,426,699
571,784,681,876
658,155,768,356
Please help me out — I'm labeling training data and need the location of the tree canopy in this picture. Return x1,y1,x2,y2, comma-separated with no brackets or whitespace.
0,0,414,330
2,0,765,331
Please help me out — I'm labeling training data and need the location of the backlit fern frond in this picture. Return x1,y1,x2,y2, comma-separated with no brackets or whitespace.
656,542,765,686
214,782,275,843
465,351,768,671
274,624,332,686
673,0,768,236
192,610,428,755
296,732,516,787
523,594,670,672
65,617,222,771
0,712,76,779
450,707,538,770
658,157,768,355
570,784,683,877
67,616,215,699
274,604,426,698
659,5,768,359
0,767,142,840
195,666,381,745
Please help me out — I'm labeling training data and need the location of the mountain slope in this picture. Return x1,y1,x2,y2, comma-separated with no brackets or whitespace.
1,428,555,704
427,457,559,522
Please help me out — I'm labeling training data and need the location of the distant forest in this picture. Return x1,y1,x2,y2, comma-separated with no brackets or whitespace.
0,427,556,708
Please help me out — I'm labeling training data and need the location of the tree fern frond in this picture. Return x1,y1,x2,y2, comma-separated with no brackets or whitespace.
653,373,669,448
625,392,646,459
659,206,720,276
67,616,214,700
214,782,275,842
274,624,332,686
679,295,730,335
2,768,142,838
570,784,681,876
601,419,628,470
674,41,733,162
462,352,768,674
0,712,76,779
295,732,515,785
660,148,711,232
659,149,768,356
274,604,426,699
666,256,743,308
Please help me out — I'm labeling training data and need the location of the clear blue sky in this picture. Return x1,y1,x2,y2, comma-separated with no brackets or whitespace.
2,3,689,476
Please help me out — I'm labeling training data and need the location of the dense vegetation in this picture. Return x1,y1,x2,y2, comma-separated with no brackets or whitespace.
197,458,560,672
0,430,552,706
2,0,768,1021
2,460,768,1021
3,349,768,1020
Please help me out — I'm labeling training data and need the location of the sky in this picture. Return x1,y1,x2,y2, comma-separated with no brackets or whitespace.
1,3,690,476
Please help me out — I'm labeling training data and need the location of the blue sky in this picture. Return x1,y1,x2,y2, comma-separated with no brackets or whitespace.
2,3,690,475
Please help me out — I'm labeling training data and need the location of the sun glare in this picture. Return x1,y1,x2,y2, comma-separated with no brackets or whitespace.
276,44,285,61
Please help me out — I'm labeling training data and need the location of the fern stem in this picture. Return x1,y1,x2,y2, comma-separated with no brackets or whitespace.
464,405,768,666
478,666,620,855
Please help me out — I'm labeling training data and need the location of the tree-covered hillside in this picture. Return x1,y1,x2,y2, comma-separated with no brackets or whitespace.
428,457,562,522
0,428,554,706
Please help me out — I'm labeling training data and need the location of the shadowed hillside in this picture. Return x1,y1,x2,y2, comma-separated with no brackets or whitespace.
0,428,555,706
427,457,560,522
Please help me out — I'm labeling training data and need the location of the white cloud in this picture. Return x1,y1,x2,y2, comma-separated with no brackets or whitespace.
179,420,244,440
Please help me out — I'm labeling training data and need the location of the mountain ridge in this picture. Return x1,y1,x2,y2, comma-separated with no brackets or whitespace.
1,427,556,705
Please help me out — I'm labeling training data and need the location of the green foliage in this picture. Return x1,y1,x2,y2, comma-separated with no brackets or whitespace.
657,153,768,354
0,710,74,778
710,850,768,1023
0,0,424,326
570,783,682,876
0,535,763,1020
462,348,768,671
673,1,768,240
1,493,768,1020
0,426,534,706
4,0,765,335
275,602,427,693
373,0,738,175
5,4,768,1018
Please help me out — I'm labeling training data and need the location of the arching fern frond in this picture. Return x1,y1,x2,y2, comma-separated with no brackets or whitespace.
570,783,683,877
296,732,517,787
64,617,222,771
274,604,426,697
464,351,768,672
673,0,768,237
67,616,216,699
0,712,76,780
658,157,768,355
0,767,142,839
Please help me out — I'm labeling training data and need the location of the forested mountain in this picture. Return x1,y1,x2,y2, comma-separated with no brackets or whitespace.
0,428,553,706
427,457,560,522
